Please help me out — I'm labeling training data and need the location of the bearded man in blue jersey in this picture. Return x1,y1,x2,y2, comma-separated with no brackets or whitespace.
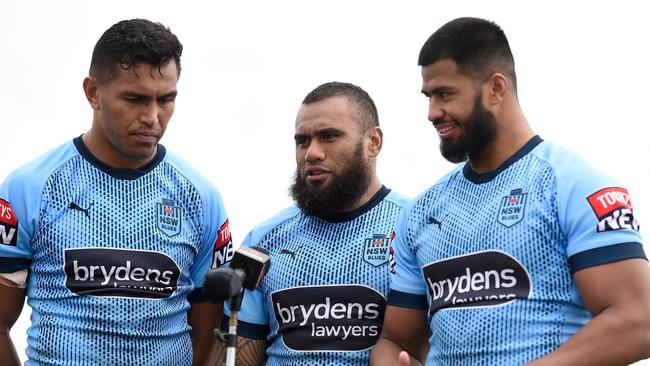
370,17,650,366
0,19,233,365
214,82,409,366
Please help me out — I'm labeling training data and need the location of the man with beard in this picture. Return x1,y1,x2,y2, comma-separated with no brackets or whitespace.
215,82,408,366
370,17,650,366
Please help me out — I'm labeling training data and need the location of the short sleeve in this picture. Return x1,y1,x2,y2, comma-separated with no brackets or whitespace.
553,152,645,273
387,208,429,309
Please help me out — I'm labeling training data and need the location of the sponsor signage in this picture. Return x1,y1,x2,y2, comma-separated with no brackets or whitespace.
422,250,531,314
587,187,639,232
271,285,386,351
64,248,181,299
212,219,234,268
0,199,18,246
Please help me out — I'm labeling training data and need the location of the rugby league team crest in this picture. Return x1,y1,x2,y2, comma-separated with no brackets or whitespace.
497,188,527,228
157,198,182,237
363,233,391,267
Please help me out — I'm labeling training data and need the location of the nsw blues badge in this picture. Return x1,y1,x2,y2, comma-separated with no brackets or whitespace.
363,233,391,267
157,198,182,237
497,188,527,228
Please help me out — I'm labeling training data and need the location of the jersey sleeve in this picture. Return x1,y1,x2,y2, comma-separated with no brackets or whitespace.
553,151,645,273
223,229,270,340
387,206,429,309
0,172,39,272
188,185,233,302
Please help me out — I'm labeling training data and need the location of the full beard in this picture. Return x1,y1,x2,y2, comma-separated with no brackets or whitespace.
290,142,372,218
439,94,498,164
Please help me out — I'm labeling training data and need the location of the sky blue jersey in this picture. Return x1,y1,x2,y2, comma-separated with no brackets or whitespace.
225,187,408,366
0,137,233,365
388,136,645,365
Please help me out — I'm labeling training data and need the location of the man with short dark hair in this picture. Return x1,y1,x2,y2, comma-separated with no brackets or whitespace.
215,82,408,365
370,17,650,365
0,19,233,365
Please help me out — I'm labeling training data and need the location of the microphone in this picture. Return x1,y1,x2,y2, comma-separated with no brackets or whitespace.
203,246,271,301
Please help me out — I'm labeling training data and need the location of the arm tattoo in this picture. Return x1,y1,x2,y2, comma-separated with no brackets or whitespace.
236,337,268,366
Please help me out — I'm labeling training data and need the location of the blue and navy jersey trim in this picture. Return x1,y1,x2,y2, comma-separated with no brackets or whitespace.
387,289,428,309
73,136,166,180
0,257,31,272
568,242,647,274
188,287,209,303
463,135,543,184
221,315,270,340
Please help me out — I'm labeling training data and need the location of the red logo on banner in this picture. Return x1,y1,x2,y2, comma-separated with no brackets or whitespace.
587,187,633,219
0,199,17,226
215,219,232,250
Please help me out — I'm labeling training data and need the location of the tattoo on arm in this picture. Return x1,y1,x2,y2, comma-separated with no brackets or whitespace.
236,337,268,366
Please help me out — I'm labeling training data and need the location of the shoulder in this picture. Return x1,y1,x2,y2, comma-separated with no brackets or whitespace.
162,147,223,199
384,190,411,208
2,139,79,197
243,205,302,246
529,140,617,190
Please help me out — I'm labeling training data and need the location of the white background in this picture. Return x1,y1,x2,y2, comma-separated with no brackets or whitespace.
2,1,649,364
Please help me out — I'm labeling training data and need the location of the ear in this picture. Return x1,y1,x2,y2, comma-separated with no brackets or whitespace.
366,127,383,158
485,72,509,106
83,77,101,110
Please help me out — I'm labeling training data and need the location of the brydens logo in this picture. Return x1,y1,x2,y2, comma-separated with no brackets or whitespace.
587,187,640,232
64,248,181,299
271,285,386,351
422,250,531,314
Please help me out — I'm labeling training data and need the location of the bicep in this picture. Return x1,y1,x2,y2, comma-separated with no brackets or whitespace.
574,258,650,315
188,301,223,365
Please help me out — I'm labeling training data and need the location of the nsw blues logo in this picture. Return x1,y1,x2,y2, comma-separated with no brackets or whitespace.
156,198,182,237
497,189,527,228
363,233,391,267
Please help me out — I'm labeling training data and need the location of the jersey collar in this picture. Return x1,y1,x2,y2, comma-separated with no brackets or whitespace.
73,135,166,180
463,135,543,184
315,185,391,223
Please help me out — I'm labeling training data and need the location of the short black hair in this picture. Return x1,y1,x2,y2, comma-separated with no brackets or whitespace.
89,18,183,83
302,82,379,130
418,17,517,92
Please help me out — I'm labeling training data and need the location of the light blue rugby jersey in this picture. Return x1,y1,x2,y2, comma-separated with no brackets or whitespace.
388,136,645,365
225,186,408,366
0,137,232,365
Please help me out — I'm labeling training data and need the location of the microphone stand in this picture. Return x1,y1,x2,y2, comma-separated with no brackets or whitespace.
213,291,243,366
225,293,243,366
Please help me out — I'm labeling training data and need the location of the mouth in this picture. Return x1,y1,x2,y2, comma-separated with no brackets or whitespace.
131,131,160,144
304,167,331,184
434,122,458,140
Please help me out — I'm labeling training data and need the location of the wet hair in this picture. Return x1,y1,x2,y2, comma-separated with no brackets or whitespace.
302,81,379,130
418,17,517,92
89,18,183,83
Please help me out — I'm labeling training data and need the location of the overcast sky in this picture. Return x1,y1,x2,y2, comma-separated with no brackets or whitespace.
2,0,649,363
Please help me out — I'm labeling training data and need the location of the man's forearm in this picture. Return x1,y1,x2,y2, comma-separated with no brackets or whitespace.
526,308,650,365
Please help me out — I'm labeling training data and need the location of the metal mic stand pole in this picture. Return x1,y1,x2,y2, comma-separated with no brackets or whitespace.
225,293,243,366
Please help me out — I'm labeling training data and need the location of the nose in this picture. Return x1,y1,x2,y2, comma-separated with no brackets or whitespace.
304,140,325,162
428,98,444,124
140,102,160,126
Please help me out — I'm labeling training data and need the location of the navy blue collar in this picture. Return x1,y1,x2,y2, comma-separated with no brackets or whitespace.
73,135,166,180
315,185,391,223
463,135,543,184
